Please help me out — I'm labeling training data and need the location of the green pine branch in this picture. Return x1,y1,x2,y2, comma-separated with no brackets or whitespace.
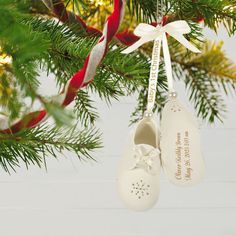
0,125,102,173
0,0,49,120
168,0,236,35
126,0,158,22
171,40,236,122
126,0,236,35
26,17,167,101
75,90,99,126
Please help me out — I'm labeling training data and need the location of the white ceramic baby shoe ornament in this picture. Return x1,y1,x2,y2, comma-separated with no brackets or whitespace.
118,31,163,211
119,16,205,212
117,116,161,211
160,93,205,186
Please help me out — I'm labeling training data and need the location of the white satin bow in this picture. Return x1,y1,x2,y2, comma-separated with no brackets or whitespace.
122,20,201,54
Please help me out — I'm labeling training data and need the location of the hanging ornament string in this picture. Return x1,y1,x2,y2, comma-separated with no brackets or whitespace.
146,0,164,113
146,37,162,113
122,18,201,112
0,0,125,134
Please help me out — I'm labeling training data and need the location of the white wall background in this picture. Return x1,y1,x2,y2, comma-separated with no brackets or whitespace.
0,28,236,236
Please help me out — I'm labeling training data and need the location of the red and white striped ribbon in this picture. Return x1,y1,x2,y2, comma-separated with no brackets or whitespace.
0,0,125,134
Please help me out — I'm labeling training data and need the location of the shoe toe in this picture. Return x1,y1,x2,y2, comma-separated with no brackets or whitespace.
118,169,160,211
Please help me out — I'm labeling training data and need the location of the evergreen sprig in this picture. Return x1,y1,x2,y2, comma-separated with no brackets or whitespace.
75,90,99,126
126,0,236,35
0,125,102,173
26,17,166,102
171,40,236,122
168,0,236,35
0,0,49,120
126,0,158,22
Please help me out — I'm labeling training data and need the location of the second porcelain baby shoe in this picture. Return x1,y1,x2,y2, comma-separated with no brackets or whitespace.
160,95,205,186
117,115,161,211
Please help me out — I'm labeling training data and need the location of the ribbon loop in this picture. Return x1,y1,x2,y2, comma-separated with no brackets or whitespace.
134,23,158,36
164,20,191,34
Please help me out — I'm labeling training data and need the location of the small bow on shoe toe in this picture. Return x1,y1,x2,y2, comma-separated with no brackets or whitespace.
131,145,160,175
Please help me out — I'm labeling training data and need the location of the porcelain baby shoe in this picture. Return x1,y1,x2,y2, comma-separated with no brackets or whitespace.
117,115,161,211
160,95,205,186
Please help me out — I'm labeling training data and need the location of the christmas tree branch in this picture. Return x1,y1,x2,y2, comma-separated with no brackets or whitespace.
27,17,167,101
0,125,102,173
171,40,236,90
0,1,49,120
125,0,236,35
75,90,99,126
27,17,236,124
168,0,236,35
170,40,236,122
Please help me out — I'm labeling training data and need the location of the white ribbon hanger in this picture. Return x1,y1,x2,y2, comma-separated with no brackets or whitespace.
122,2,201,114
122,21,201,54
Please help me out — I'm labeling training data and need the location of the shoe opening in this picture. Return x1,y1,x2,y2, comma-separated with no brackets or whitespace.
134,119,157,148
